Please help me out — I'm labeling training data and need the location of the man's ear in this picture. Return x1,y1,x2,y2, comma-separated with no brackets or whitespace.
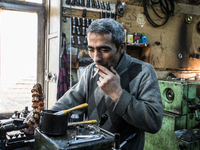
119,41,126,54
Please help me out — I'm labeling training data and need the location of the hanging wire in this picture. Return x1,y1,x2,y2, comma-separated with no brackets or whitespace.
143,0,175,27
69,0,72,88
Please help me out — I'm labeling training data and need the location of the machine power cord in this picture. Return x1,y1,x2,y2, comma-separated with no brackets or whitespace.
143,0,175,27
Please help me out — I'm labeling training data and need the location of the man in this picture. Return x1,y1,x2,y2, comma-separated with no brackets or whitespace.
51,18,163,150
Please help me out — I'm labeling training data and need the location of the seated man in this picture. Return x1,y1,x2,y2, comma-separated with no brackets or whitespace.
25,18,163,150
50,18,163,150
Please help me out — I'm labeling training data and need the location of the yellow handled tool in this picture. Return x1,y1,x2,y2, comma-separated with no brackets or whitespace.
54,103,88,115
71,120,97,126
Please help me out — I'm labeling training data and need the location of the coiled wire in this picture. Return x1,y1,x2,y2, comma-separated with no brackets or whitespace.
143,0,175,27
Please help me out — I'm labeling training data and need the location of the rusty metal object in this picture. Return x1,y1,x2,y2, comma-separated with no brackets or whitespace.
27,83,44,126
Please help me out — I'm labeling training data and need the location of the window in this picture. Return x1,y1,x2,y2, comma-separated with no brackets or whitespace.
0,10,37,114
0,1,45,114
18,0,43,4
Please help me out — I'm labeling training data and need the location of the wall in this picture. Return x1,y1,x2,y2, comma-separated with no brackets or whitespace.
117,4,200,71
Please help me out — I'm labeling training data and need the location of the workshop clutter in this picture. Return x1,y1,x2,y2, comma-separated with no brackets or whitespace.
126,32,148,46
62,0,116,20
65,0,111,10
71,17,91,46
0,83,44,150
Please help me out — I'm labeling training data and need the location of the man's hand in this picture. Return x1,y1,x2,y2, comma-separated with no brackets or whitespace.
95,65,122,103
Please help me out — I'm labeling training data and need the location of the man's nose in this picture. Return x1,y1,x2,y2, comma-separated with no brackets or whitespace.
93,51,101,62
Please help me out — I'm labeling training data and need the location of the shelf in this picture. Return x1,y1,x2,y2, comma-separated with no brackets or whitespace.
127,43,150,47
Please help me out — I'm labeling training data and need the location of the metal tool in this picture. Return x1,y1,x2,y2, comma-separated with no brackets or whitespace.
82,27,86,36
101,1,105,9
109,12,112,18
74,134,100,139
71,0,76,5
106,2,110,10
96,0,100,8
68,120,97,127
81,0,85,6
87,18,90,27
83,36,87,44
70,114,80,122
98,114,108,127
100,11,104,18
92,0,96,8
82,18,86,26
77,17,81,26
113,12,116,20
63,17,67,22
105,11,107,18
86,0,90,7
77,26,81,35
76,0,80,6
120,133,137,148
71,36,75,44
195,110,200,121
77,36,81,45
35,125,114,149
66,0,70,5
82,9,87,18
72,26,76,34
68,135,105,145
72,17,76,26
113,133,121,150
54,103,88,115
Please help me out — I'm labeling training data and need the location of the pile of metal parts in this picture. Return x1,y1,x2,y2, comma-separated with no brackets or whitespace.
0,107,34,150
35,114,116,150
0,83,44,150
35,124,114,150
63,0,116,19
65,0,111,10
180,129,200,142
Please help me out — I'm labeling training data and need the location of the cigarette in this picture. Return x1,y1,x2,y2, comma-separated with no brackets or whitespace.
93,69,99,78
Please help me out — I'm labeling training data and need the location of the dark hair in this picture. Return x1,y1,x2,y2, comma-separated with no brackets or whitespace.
86,18,125,50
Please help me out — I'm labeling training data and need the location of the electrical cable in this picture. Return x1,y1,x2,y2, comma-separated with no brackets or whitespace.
143,0,175,27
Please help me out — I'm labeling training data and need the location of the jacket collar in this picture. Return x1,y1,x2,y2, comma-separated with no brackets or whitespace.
115,51,131,74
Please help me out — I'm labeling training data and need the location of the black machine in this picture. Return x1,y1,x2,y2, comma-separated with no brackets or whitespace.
0,107,34,150
35,113,116,150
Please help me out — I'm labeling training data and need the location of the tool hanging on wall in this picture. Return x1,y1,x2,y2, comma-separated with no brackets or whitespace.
143,0,175,27
117,1,126,18
82,9,87,17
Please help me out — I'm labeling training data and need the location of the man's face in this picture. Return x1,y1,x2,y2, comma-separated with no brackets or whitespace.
87,32,124,69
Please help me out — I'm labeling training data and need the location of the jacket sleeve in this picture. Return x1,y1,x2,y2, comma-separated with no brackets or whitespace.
50,67,89,115
113,64,163,133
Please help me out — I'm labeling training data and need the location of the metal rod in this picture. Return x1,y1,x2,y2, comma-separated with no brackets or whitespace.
70,0,72,88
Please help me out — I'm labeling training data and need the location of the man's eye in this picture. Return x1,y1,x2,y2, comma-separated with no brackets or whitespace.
88,49,94,52
101,49,110,52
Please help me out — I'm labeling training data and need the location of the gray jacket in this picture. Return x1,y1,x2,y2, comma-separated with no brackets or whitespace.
51,52,163,150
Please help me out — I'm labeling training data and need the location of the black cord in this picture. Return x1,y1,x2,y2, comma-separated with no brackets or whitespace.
144,0,174,27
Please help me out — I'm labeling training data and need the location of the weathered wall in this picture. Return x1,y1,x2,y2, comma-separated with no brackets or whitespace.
62,0,200,71
117,4,200,71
